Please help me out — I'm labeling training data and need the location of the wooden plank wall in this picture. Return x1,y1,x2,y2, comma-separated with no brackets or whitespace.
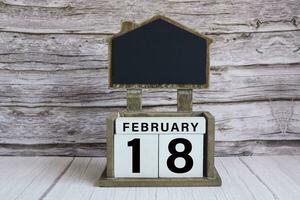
0,0,299,156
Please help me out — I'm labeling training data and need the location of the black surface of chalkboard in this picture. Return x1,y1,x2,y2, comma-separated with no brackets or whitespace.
110,18,208,87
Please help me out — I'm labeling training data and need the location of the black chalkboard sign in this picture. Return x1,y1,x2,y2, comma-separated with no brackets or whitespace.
109,15,212,88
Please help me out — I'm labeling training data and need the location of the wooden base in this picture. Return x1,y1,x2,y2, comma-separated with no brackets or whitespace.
98,167,222,187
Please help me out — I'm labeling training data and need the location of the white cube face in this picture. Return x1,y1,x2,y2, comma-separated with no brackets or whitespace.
159,134,204,178
114,134,158,178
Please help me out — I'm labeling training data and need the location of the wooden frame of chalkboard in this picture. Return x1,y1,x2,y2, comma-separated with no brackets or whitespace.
108,15,213,89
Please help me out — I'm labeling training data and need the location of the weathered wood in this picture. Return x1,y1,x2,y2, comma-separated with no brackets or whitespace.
0,0,299,34
32,156,297,199
270,156,300,187
177,89,193,112
211,31,300,66
106,113,118,177
44,157,106,200
0,156,298,199
1,31,299,69
0,106,108,144
0,64,299,107
241,156,300,199
215,140,300,156
127,89,142,111
99,169,221,187
212,157,276,199
0,1,299,156
0,157,72,199
204,112,216,178
0,143,106,157
0,32,107,71
1,141,300,157
0,101,298,147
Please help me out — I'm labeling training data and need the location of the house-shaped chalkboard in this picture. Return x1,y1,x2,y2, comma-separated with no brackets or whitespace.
109,15,212,88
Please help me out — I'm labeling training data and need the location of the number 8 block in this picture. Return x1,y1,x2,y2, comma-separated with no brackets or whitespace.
159,134,204,177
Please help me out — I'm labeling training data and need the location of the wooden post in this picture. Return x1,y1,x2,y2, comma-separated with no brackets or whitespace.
121,21,136,32
127,89,142,111
121,21,142,112
177,89,193,112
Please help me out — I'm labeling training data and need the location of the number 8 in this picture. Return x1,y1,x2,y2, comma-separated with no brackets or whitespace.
167,138,194,173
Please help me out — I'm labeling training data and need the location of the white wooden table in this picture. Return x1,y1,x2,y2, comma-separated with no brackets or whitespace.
0,156,299,200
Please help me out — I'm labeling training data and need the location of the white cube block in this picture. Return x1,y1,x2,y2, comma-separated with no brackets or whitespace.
114,134,158,178
159,134,204,178
115,117,206,134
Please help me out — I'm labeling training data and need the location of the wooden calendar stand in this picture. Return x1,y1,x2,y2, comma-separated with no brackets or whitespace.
98,15,222,187
98,89,221,187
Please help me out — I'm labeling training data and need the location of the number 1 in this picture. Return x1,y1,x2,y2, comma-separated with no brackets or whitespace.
127,138,140,173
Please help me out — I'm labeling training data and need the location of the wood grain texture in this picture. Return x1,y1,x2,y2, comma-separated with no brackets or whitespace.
0,65,299,107
0,156,298,199
1,140,300,157
0,157,72,200
0,143,105,156
0,0,299,34
41,156,299,200
241,156,300,200
0,101,299,144
215,140,300,156
1,31,299,68
0,100,299,156
0,0,299,156
44,157,106,200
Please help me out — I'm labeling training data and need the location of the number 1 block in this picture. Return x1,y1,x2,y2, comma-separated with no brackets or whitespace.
159,134,204,178
114,134,158,178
